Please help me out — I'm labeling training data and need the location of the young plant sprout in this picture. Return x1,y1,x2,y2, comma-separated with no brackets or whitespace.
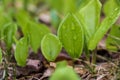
14,37,29,67
41,33,62,61
50,61,80,80
0,0,120,79
58,13,84,59
16,10,50,53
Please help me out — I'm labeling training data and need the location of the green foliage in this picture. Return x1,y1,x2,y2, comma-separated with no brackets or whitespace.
88,8,120,50
46,0,64,12
46,0,85,14
50,10,61,29
106,25,120,51
50,61,80,80
0,10,15,51
0,0,120,73
63,0,77,13
16,10,50,52
0,48,2,63
41,33,62,61
56,61,67,69
15,10,31,35
58,13,84,58
14,37,29,67
78,0,101,38
2,23,17,50
77,0,90,10
0,12,11,38
28,22,50,52
116,0,120,6
103,0,120,16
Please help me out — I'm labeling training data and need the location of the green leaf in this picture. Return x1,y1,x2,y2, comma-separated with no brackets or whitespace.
88,8,120,50
0,12,11,38
0,48,2,63
15,10,30,35
64,0,77,13
78,0,101,37
58,13,84,58
50,10,61,29
50,61,80,80
46,0,64,12
14,37,29,67
3,23,17,50
56,61,67,69
16,10,50,52
116,0,120,6
46,0,80,13
103,0,120,16
28,22,50,52
106,25,120,51
41,33,62,61
77,0,90,10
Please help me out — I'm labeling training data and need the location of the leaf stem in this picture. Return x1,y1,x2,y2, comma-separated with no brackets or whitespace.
91,48,97,73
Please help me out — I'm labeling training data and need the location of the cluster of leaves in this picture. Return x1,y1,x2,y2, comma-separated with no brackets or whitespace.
0,0,120,79
104,0,120,51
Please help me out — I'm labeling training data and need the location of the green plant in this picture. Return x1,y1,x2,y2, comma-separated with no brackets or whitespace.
14,37,29,67
77,1,120,72
2,23,17,51
0,0,120,79
88,7,120,50
0,48,2,63
41,33,62,61
103,0,120,52
16,10,50,53
58,13,84,59
78,0,101,38
106,25,120,51
103,0,120,16
50,61,80,80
